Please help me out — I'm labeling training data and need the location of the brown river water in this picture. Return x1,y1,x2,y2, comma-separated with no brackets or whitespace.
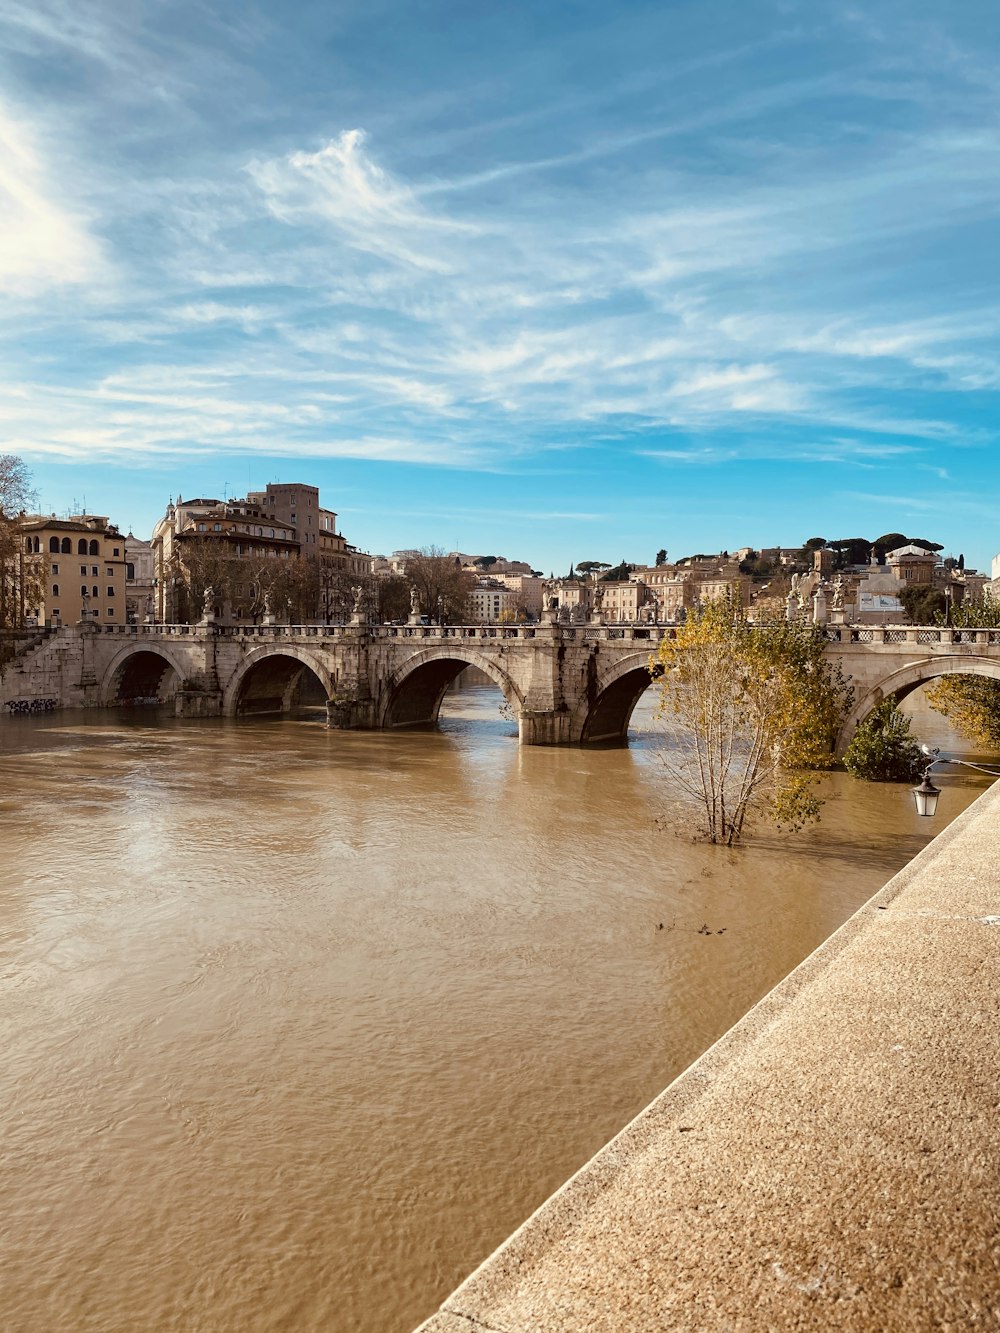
0,677,990,1332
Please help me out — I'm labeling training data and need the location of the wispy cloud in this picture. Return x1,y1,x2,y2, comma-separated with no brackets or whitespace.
0,99,106,294
0,0,998,563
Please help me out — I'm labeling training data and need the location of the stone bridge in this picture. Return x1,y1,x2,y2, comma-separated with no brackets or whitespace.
3,620,1000,750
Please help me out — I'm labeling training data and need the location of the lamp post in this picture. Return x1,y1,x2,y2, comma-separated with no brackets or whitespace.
912,744,1000,817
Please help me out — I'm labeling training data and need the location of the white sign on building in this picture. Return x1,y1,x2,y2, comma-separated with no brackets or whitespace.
858,593,903,615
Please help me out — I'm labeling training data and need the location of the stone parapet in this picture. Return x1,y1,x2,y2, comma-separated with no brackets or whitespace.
416,781,1000,1331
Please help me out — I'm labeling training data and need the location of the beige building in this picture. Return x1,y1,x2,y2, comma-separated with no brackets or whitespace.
596,579,645,622
152,496,298,622
152,483,368,623
19,514,128,627
886,544,938,586
493,573,544,618
470,580,518,623
125,534,156,624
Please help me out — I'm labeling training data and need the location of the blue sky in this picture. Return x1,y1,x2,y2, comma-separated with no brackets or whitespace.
2,0,999,571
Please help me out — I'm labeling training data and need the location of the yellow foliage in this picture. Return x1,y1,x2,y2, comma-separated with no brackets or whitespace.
652,597,851,845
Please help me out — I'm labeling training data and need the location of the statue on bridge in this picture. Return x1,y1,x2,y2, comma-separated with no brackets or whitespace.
352,585,365,615
410,585,420,616
202,585,216,621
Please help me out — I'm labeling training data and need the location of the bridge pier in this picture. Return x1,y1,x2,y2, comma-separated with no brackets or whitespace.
518,709,579,746
325,692,377,730
174,687,222,718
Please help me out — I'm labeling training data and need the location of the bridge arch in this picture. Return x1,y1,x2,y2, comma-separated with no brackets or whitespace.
101,643,188,707
380,647,523,730
837,655,1000,755
223,645,335,717
573,650,660,745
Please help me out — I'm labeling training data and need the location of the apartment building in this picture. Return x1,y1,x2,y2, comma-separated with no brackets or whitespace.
19,514,128,627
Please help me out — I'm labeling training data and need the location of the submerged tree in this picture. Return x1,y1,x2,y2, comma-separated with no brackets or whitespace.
652,596,851,845
843,698,924,782
926,674,1000,749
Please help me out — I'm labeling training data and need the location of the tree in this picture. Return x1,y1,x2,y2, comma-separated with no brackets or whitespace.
652,597,851,845
655,548,668,567
474,555,498,569
739,551,776,581
376,575,411,623
947,591,1000,628
926,675,1000,749
843,699,924,782
576,560,611,577
829,537,872,568
871,532,908,560
899,586,945,624
404,547,475,621
600,561,634,582
796,536,827,563
0,454,38,631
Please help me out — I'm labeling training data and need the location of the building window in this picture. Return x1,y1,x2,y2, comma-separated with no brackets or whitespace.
52,563,59,574
107,588,115,598
80,565,88,574
113,547,120,556
49,536,59,553
214,523,221,531
92,585,99,598
126,563,135,579
89,540,99,556
78,539,88,555
52,584,59,596
106,609,113,617
106,567,114,576
92,566,98,576
61,538,71,554
80,585,88,597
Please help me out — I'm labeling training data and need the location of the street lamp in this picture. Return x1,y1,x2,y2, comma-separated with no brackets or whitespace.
912,769,942,818
913,744,1000,817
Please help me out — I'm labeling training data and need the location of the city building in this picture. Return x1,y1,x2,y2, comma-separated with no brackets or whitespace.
125,534,155,624
469,580,518,623
886,544,938,586
151,483,368,623
19,513,128,627
492,573,544,619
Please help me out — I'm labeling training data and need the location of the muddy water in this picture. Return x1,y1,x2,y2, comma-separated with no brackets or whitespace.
0,681,990,1331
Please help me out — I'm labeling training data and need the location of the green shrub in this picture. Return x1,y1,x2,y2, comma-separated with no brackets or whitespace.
844,699,924,782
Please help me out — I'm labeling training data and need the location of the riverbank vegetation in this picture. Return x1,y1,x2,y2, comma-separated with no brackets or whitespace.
927,675,1000,749
652,598,852,846
843,699,924,782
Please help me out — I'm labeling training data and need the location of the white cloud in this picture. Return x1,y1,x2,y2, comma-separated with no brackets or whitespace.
0,101,105,295
247,129,474,273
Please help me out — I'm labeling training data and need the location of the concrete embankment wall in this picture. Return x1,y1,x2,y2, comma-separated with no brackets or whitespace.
417,782,1000,1332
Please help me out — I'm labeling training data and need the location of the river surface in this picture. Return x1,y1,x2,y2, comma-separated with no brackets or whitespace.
0,680,991,1332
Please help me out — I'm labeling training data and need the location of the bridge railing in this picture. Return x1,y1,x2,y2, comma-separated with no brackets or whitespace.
89,622,1000,647
824,625,1000,646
